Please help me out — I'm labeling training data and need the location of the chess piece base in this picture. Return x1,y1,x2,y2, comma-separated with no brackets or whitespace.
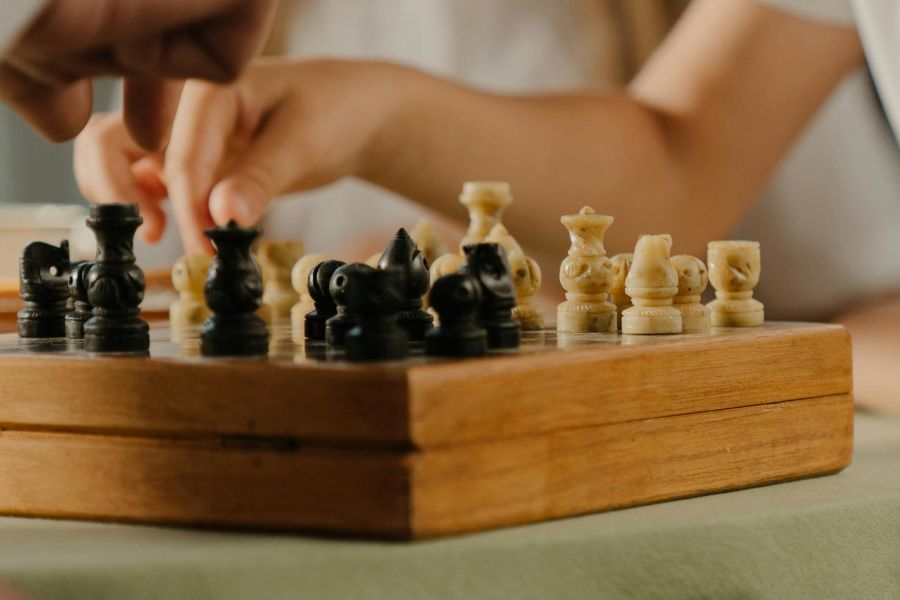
325,313,356,347
169,301,210,329
676,303,711,333
556,301,616,334
17,307,66,338
621,305,682,335
398,309,435,341
425,325,487,357
304,312,331,341
346,326,409,362
84,315,150,352
483,318,520,349
64,312,91,339
709,301,765,327
513,304,544,331
200,313,268,356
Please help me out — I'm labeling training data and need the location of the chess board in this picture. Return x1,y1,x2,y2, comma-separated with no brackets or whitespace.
0,321,853,539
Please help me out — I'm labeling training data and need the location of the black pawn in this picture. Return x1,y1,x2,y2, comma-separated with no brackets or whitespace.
305,259,345,341
83,205,150,352
344,268,409,362
17,240,70,338
65,261,93,339
200,221,268,356
463,243,520,349
326,262,373,347
376,228,433,340
425,273,487,357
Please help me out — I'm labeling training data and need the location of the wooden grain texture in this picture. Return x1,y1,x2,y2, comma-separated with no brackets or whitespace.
0,394,851,538
0,323,851,448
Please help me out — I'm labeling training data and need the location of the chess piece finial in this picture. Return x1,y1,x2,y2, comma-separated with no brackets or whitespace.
326,262,374,346
410,218,450,266
65,261,93,339
485,224,544,330
344,267,409,361
671,254,710,333
257,240,304,324
376,228,434,340
425,273,487,357
290,253,329,338
463,242,520,349
169,254,211,331
17,240,70,338
304,259,345,341
621,234,682,335
83,205,150,352
557,206,617,333
706,240,764,327
200,220,268,356
459,181,513,248
609,253,633,330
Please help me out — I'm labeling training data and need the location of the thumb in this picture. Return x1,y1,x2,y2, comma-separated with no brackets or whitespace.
208,108,316,227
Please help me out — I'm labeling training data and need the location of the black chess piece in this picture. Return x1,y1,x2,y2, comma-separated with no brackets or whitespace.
305,259,345,341
65,261,93,339
425,273,487,357
200,221,268,356
17,240,70,338
326,262,373,347
463,243,520,349
344,267,409,361
376,228,434,340
83,204,150,352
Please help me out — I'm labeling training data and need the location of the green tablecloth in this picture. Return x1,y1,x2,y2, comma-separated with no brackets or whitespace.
1,413,899,600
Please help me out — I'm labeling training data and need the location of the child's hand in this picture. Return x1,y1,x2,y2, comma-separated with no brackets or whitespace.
75,58,409,253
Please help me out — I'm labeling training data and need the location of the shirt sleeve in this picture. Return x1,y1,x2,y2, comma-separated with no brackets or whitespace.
755,0,856,26
0,0,49,54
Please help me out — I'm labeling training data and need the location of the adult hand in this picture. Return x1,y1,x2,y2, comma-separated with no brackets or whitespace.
1,0,278,148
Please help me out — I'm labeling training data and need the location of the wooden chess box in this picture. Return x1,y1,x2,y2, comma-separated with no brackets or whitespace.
0,322,852,539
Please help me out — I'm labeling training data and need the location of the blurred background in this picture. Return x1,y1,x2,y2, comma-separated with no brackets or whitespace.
1,0,897,323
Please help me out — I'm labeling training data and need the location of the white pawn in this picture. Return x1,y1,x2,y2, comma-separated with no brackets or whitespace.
290,253,329,338
485,224,543,330
557,206,616,333
609,253,633,330
170,254,211,330
707,240,764,326
257,240,305,324
621,234,682,335
671,255,710,333
459,181,513,247
410,218,449,267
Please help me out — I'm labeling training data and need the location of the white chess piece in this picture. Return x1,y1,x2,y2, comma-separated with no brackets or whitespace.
621,234,682,334
671,254,710,333
257,240,304,324
557,206,616,333
485,224,543,330
170,254,211,330
706,240,764,327
609,253,633,330
459,181,513,247
410,218,450,267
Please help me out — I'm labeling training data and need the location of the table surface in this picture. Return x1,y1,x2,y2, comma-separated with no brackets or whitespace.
0,412,898,600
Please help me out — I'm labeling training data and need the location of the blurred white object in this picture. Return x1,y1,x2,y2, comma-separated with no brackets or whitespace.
0,203,91,279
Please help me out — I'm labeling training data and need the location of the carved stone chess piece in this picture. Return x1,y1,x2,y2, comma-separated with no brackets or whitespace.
344,267,409,361
464,243,520,349
375,228,434,340
83,205,150,352
200,221,268,356
621,234,682,335
410,218,449,266
425,273,487,357
609,253,633,330
671,254,711,333
485,224,543,330
17,240,70,338
257,240,304,324
557,207,616,333
169,254,211,330
326,262,374,346
707,240,764,327
305,259,345,341
290,254,329,339
65,261,93,339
